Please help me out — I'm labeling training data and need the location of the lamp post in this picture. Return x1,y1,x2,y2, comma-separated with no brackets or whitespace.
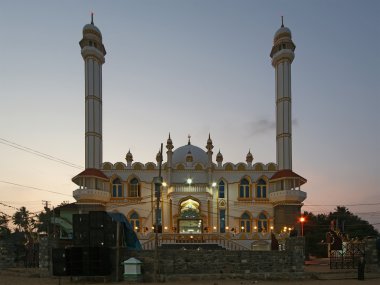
299,216,305,236
154,143,163,283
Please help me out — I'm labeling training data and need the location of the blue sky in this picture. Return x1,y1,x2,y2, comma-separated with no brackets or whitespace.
0,0,379,229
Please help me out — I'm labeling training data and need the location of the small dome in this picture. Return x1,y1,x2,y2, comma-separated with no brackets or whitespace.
166,133,174,151
156,150,162,163
206,133,214,151
83,23,102,38
216,150,223,163
125,150,133,163
172,144,208,166
274,26,291,38
186,150,193,163
246,150,253,163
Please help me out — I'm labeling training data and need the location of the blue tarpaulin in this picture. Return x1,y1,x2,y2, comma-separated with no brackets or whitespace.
107,212,142,250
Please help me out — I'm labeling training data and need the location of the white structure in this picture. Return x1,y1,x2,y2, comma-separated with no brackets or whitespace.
72,18,307,245
79,15,106,169
270,18,295,170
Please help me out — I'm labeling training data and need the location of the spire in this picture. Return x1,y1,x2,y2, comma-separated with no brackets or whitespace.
166,132,174,151
91,12,94,25
206,133,214,152
156,149,163,163
281,16,284,28
188,134,191,145
216,149,223,166
125,149,133,167
246,149,253,165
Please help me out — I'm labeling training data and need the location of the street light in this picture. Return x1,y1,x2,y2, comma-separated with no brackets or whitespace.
299,216,306,236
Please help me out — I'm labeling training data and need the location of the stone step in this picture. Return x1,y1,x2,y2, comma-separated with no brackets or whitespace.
312,271,380,280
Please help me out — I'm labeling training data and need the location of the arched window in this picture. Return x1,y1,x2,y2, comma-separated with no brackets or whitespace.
240,212,251,233
256,179,267,198
129,211,140,232
128,178,140,197
112,178,123,197
258,213,268,232
219,209,226,233
218,181,225,199
239,178,250,198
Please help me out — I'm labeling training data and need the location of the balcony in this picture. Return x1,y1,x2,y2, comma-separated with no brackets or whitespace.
269,189,307,203
73,188,110,203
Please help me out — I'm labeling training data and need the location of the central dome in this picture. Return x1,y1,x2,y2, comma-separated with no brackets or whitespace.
172,144,208,166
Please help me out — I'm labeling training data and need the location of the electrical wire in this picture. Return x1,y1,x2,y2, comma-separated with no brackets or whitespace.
0,180,72,197
0,137,83,169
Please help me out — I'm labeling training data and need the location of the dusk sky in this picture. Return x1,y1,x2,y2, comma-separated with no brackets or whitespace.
0,1,379,229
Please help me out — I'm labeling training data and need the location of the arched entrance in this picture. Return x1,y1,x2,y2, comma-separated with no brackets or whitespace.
178,198,202,233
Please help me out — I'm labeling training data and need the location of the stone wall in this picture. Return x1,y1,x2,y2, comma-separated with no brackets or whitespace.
124,237,305,281
0,240,16,269
365,238,379,271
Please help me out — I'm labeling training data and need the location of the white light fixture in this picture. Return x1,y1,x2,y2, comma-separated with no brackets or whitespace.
212,182,217,187
162,182,167,187
187,178,192,184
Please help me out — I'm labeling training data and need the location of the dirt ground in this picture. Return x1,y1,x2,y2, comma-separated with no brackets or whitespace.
0,276,379,285
0,275,379,285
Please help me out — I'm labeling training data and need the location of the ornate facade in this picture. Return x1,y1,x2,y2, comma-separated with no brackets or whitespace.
72,18,307,245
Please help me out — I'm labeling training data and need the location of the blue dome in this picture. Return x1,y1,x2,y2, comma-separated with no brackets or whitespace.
172,144,208,166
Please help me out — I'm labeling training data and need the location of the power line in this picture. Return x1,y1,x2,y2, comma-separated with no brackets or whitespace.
304,202,380,207
0,137,83,169
0,180,72,197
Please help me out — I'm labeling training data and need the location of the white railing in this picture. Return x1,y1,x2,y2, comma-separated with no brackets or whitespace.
140,233,251,251
269,189,306,203
168,185,212,194
73,188,111,202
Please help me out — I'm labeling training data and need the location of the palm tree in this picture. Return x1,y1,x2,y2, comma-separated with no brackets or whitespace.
12,206,36,233
0,214,10,237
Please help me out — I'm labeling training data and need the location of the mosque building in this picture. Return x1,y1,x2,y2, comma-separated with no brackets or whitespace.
71,17,307,247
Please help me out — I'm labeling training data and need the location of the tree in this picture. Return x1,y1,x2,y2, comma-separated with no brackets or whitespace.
0,213,11,238
303,211,330,257
328,206,378,239
12,206,36,233
303,206,379,258
36,206,52,235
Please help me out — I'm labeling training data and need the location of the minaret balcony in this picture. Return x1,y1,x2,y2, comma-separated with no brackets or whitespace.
269,189,306,203
73,187,110,203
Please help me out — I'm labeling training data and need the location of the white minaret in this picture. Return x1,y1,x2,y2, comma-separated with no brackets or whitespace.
79,15,106,169
270,17,295,170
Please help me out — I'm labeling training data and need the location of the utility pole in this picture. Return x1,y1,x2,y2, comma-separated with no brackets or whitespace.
42,200,51,237
154,143,163,283
115,221,120,282
42,200,50,210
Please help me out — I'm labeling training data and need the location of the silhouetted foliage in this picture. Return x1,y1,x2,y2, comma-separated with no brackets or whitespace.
303,206,379,258
36,206,52,235
0,213,11,238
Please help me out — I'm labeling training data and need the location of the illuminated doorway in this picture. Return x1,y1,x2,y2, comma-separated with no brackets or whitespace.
178,198,202,233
